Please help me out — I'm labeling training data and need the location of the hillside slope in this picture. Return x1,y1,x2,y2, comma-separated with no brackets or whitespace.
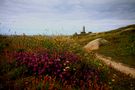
72,24,135,68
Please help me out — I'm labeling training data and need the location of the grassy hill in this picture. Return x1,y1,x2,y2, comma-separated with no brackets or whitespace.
0,25,135,89
72,24,135,68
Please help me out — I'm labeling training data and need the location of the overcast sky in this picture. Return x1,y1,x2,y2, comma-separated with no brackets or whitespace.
0,0,135,35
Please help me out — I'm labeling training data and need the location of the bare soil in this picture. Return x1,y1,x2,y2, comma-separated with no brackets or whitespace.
95,53,135,78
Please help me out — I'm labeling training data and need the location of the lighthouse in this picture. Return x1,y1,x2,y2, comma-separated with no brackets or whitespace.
83,26,85,32
81,26,86,34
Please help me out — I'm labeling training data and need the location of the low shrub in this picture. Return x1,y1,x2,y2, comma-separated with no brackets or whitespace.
13,49,110,89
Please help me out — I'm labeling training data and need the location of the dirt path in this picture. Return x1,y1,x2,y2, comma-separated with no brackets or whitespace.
95,53,135,78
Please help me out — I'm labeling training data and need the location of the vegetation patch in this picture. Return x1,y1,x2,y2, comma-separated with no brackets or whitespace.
0,28,135,89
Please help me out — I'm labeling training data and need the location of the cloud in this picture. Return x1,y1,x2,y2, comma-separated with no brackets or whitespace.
0,0,135,35
1,0,135,19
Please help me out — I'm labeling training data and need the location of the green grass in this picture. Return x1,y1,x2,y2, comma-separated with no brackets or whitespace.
0,29,135,89
72,24,135,68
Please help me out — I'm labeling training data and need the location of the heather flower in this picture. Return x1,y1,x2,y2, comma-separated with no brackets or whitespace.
65,66,70,69
63,63,66,66
63,69,66,72
33,67,36,72
66,60,69,63
56,58,61,61
13,48,109,89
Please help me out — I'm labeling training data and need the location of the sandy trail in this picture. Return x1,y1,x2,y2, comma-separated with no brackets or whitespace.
95,53,135,78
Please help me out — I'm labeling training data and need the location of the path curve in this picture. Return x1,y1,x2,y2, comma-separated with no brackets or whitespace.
95,53,135,78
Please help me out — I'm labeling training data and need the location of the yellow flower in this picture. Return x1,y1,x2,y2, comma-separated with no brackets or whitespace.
112,79,115,82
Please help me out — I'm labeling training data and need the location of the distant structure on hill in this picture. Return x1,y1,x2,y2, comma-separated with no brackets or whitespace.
73,26,92,36
80,26,86,34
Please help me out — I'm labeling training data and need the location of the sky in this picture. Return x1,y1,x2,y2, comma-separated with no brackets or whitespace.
0,0,135,35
